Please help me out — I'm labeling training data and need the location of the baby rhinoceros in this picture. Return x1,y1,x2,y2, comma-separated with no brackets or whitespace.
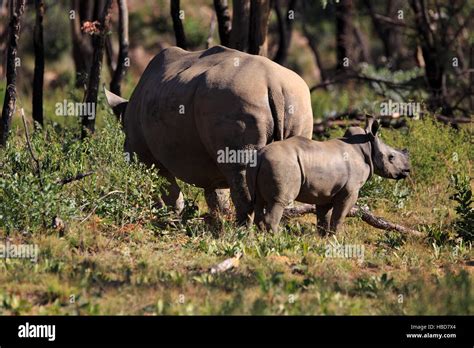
247,116,411,234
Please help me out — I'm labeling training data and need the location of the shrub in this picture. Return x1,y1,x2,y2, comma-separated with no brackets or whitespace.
0,116,166,234
358,117,471,212
449,173,473,243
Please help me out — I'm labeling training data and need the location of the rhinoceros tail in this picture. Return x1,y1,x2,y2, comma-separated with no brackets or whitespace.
268,88,284,141
246,151,263,205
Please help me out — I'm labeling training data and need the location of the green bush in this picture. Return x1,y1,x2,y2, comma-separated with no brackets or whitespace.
183,17,207,49
358,117,471,210
0,116,166,234
449,173,473,242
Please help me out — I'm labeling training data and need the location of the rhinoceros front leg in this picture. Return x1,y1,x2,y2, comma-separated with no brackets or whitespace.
205,188,230,216
158,171,184,214
329,190,359,233
316,203,333,236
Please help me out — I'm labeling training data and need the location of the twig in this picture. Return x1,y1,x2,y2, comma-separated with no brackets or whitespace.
283,203,424,237
310,72,419,92
56,171,95,185
20,108,42,185
79,190,125,224
373,13,413,29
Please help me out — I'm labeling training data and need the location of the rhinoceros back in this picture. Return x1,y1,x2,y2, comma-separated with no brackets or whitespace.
123,46,313,189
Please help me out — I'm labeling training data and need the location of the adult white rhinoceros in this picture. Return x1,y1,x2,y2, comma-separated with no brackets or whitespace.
105,45,313,225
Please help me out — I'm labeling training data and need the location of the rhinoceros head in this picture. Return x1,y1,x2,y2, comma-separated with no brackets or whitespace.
365,116,411,180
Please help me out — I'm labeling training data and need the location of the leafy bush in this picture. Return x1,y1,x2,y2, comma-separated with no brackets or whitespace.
183,17,207,49
0,116,166,234
449,174,473,242
358,117,471,211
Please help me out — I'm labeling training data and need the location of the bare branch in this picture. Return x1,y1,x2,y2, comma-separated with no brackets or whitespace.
283,203,424,237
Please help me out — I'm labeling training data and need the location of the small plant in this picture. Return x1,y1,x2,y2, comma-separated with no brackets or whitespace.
376,231,405,249
421,224,456,245
449,174,473,243
353,273,394,298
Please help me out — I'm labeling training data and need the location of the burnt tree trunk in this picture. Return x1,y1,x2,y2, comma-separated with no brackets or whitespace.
248,0,271,56
213,0,231,46
274,0,297,65
409,0,449,114
70,0,93,88
81,0,114,138
335,0,355,71
104,35,116,77
32,0,44,126
302,22,327,84
170,0,187,49
301,1,327,83
0,1,8,79
110,0,129,97
364,0,402,68
0,0,25,146
229,0,250,51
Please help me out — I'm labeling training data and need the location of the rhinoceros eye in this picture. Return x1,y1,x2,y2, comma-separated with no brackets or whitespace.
388,154,395,163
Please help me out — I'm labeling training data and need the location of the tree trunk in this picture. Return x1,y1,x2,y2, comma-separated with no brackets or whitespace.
70,0,93,88
213,0,231,46
273,0,296,65
170,0,187,49
248,0,271,56
32,0,45,126
104,35,116,77
409,0,448,114
335,0,354,71
300,0,327,84
0,1,8,79
0,0,25,146
229,0,250,51
302,21,327,84
273,0,287,64
93,0,105,21
81,0,114,138
110,0,129,97
364,0,402,68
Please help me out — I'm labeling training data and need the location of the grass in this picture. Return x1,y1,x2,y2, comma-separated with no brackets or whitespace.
1,0,471,316
0,92,472,315
0,218,471,315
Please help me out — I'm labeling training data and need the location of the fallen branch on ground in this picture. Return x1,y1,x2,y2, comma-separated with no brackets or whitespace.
283,203,424,237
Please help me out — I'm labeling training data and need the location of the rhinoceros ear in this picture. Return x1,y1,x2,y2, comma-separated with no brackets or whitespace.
365,115,380,138
104,87,128,119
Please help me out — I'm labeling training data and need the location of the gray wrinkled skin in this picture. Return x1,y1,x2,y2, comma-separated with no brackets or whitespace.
105,46,314,224
247,117,411,234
